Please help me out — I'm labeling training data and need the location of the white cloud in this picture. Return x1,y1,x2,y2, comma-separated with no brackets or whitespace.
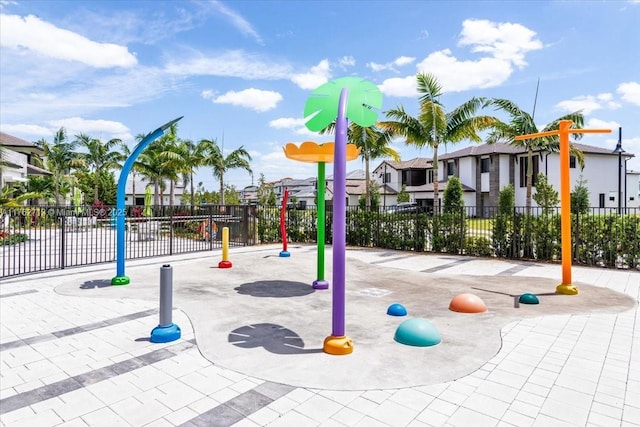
0,123,51,137
0,14,137,68
268,117,320,137
367,62,389,72
290,59,331,90
394,56,415,67
205,88,283,112
47,117,130,136
367,56,416,73
268,117,307,129
555,93,621,115
417,50,513,91
377,75,417,97
379,19,542,96
209,1,263,45
1,118,133,144
586,118,620,130
338,56,355,68
617,81,640,106
458,19,542,68
165,50,292,80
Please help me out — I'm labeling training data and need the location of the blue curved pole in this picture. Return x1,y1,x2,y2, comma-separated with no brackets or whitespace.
111,116,183,285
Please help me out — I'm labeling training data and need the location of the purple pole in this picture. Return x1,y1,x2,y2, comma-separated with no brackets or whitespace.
332,88,349,337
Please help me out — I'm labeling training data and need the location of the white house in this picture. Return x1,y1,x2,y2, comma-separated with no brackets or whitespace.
0,132,50,189
373,142,637,215
123,175,185,206
373,158,434,209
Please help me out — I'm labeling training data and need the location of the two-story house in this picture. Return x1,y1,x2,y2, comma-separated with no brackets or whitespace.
1,132,51,190
373,158,435,209
373,142,637,215
440,142,636,214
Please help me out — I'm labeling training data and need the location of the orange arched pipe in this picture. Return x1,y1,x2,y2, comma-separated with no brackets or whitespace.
515,120,611,295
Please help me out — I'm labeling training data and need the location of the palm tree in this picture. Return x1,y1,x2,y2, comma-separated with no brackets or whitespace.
379,73,497,212
18,175,55,205
321,123,400,208
0,186,42,207
35,128,82,205
74,134,125,203
151,124,185,207
485,98,585,211
199,138,252,205
181,139,206,208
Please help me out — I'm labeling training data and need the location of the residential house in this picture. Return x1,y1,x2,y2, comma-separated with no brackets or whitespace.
240,185,258,205
273,177,317,209
123,176,185,206
372,158,433,209
271,169,371,209
0,132,51,189
326,169,371,207
373,142,637,216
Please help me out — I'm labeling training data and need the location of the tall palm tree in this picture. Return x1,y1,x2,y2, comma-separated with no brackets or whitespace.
174,139,204,208
322,123,400,208
137,143,167,206
199,138,252,205
485,98,585,211
74,134,125,203
151,124,186,207
379,73,497,211
35,128,82,205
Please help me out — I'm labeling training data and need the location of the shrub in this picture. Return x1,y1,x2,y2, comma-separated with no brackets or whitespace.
465,236,492,257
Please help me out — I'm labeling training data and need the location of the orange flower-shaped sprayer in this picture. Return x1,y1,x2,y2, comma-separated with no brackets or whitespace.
283,141,360,163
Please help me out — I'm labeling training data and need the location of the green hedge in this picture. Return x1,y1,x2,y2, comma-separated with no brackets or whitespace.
255,206,640,270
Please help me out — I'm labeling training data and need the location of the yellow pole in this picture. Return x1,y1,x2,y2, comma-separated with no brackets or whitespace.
219,226,232,268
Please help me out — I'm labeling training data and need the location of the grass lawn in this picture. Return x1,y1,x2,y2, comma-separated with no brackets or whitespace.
466,217,494,229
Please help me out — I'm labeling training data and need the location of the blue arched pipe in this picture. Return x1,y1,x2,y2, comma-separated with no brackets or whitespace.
111,117,183,285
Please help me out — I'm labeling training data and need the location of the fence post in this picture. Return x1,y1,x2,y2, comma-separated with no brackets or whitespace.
209,206,213,251
459,207,464,255
60,208,66,270
242,205,249,245
169,208,174,256
511,206,517,259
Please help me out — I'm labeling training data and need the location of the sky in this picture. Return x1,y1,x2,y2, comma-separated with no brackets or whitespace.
1,0,639,192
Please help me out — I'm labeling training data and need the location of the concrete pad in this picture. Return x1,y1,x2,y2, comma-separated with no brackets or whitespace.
54,246,636,391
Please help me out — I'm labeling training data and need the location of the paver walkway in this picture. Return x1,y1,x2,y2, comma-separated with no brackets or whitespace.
1,244,638,427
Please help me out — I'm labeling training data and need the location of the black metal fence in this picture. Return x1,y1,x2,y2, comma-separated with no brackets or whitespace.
1,204,256,278
3,204,639,278
257,205,640,270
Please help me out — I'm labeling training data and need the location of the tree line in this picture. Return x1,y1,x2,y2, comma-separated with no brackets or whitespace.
2,72,586,209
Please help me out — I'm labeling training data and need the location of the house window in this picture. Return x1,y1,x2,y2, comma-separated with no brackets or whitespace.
427,170,434,184
569,155,576,169
447,161,455,176
519,155,539,187
383,172,391,183
480,158,490,173
599,193,605,208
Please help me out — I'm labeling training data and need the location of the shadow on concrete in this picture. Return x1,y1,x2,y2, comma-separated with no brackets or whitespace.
228,323,323,355
235,280,314,298
80,279,112,289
